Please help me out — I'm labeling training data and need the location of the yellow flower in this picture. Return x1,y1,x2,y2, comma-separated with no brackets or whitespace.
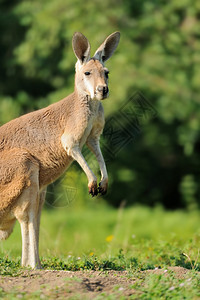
89,252,94,256
106,235,114,242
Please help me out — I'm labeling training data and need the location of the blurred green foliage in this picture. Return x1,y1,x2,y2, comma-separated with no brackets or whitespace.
0,0,199,209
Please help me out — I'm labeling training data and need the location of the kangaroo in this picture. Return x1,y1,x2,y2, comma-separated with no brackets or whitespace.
0,32,120,268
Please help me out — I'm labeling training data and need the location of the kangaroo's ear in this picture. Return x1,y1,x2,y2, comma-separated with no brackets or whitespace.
72,32,91,64
93,32,120,63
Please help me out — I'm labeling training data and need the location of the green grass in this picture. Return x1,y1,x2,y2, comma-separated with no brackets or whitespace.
1,204,200,271
129,270,200,299
0,203,200,298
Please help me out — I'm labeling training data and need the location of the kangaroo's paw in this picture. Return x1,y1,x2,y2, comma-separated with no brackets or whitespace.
88,181,98,197
98,179,108,195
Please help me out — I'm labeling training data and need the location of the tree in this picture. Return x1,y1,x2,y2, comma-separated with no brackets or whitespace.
0,0,199,209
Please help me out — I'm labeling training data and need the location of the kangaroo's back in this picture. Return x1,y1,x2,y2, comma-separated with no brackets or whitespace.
0,93,73,153
0,93,79,186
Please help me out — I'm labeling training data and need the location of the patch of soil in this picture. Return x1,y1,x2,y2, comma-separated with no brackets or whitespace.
145,266,189,278
0,267,191,299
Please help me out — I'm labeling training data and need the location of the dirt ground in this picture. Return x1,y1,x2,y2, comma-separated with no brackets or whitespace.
0,267,190,299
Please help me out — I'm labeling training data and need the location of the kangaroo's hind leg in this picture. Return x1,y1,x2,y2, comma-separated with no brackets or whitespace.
13,156,41,269
35,188,46,263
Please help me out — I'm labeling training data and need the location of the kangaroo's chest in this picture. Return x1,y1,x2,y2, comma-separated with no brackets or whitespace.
79,115,96,149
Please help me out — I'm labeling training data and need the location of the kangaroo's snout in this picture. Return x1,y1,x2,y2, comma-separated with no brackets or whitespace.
97,85,109,98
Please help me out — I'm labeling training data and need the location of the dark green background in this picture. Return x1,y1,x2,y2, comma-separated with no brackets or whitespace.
0,0,199,209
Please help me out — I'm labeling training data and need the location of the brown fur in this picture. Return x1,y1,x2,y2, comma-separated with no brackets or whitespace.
0,149,34,211
0,93,79,190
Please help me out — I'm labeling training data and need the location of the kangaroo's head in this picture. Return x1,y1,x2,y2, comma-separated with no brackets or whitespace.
72,31,120,101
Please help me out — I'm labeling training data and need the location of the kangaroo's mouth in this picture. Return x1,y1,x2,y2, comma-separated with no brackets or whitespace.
93,93,109,101
94,88,109,100
102,93,109,100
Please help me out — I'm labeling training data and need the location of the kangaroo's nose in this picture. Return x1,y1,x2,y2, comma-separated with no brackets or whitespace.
97,85,109,96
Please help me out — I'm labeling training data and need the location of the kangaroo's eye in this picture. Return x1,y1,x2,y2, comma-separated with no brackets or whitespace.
105,71,109,79
84,72,91,76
